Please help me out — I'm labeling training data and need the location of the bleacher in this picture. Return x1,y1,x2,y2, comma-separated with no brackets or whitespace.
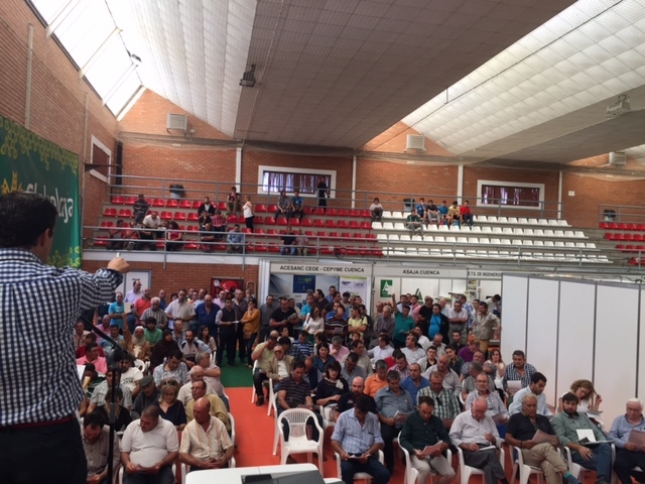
598,221,645,266
372,212,607,265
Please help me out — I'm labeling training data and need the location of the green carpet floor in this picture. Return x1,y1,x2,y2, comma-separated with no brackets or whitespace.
219,359,254,388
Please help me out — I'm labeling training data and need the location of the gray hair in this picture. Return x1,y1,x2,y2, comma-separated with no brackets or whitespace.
151,297,160,304
627,397,643,408
374,360,388,371
522,392,538,404
195,351,209,364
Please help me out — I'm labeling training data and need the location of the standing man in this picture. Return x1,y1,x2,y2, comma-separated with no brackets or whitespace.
233,289,248,366
258,294,276,343
448,299,468,345
215,297,238,367
399,396,455,484
0,192,128,484
165,289,196,330
195,295,219,341
141,297,169,330
471,301,500,354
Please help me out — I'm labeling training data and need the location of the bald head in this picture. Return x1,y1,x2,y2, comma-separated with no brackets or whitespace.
472,397,488,420
351,376,365,395
193,396,212,424
189,366,205,380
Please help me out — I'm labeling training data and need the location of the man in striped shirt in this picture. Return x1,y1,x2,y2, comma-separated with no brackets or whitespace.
0,192,129,484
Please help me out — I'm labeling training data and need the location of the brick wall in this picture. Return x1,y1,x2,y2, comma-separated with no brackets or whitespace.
81,260,258,295
0,0,117,161
361,121,452,156
83,172,110,237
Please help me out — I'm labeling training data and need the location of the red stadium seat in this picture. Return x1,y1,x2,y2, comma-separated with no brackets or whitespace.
338,209,350,217
267,204,278,213
599,222,609,229
118,209,132,218
166,199,179,208
313,207,325,215
179,200,192,209
103,208,117,217
237,215,246,224
313,219,325,228
254,243,268,252
288,218,300,226
100,221,114,228
255,229,265,235
188,213,199,221
301,218,313,227
241,228,251,234
192,200,202,209
125,196,137,205
254,216,263,225
255,204,267,213
227,215,238,223
340,232,351,239
349,220,360,229
360,210,370,218
637,224,645,231
303,206,313,215
608,222,619,230
624,234,634,241
304,231,316,237
185,243,199,250
218,202,227,211
360,221,371,230
618,223,629,230
152,198,165,207
174,213,187,221
276,217,288,226
325,220,336,228
187,226,198,232
328,231,339,239
326,208,338,216
336,220,349,229
93,236,108,247
614,233,625,241
349,209,360,217
604,232,613,240
160,211,173,220
111,196,125,205
267,229,278,236
264,216,276,225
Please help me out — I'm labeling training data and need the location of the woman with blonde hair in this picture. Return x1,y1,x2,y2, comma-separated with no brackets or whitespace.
570,379,602,412
156,380,187,431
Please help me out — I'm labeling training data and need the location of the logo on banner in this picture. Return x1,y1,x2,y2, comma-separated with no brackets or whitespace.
380,280,393,297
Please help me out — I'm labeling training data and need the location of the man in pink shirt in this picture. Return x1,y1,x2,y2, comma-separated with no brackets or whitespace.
76,342,108,374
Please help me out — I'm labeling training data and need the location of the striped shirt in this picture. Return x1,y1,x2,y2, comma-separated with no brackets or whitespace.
331,408,384,454
179,416,232,461
0,249,122,425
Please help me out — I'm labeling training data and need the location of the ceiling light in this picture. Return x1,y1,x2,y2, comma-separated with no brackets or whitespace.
240,64,256,88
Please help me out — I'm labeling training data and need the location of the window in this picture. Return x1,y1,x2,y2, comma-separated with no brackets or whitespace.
257,166,336,197
89,136,112,181
477,180,544,209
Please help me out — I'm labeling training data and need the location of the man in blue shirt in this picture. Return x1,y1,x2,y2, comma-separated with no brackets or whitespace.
195,295,220,338
108,292,125,329
608,398,645,484
288,189,304,221
400,363,429,405
331,395,389,484
226,224,245,254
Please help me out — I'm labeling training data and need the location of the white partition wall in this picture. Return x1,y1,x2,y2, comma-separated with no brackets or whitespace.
594,285,640,423
502,275,643,425
526,279,559,406
500,275,529,361
557,281,595,403
639,288,645,401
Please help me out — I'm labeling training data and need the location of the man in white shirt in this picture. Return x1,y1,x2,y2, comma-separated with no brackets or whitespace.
177,366,217,406
165,289,196,330
423,355,461,398
448,300,468,345
449,397,508,484
179,397,234,472
367,334,394,364
431,333,446,356
120,406,179,484
509,372,553,417
401,334,425,366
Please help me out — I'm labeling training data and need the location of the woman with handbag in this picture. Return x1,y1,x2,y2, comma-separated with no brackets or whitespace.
241,297,260,368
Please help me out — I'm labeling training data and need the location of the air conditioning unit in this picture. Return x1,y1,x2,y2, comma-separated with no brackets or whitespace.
609,151,627,167
166,114,188,131
406,134,425,151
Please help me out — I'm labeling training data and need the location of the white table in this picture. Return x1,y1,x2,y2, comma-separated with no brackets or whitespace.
185,463,319,484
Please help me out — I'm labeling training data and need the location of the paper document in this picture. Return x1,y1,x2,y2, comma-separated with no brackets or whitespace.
532,430,556,445
576,429,609,445
421,444,441,457
477,445,496,451
507,380,522,395
628,430,645,447
393,410,410,423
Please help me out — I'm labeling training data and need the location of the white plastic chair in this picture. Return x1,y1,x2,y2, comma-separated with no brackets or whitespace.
510,445,543,484
277,408,324,472
456,445,505,484
267,378,276,416
398,431,452,484
321,403,337,433
229,413,236,445
272,393,280,455
335,450,385,483
564,446,597,480
180,458,235,484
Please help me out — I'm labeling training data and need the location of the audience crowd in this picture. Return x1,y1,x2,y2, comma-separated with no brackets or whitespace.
77,284,643,484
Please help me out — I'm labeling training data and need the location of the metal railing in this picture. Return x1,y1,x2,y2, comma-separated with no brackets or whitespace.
102,173,565,220
598,205,645,224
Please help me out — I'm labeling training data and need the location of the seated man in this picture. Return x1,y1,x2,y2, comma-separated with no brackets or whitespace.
329,335,350,362
280,225,297,256
185,380,230,433
342,340,371,376
120,406,179,484
423,354,462,398
251,335,278,406
505,393,580,484
199,222,217,252
400,363,429,406
460,349,496,380
82,411,120,484
88,368,133,413
340,352,366,383
226,224,244,253
288,189,305,221
276,361,323,441
449,397,507,484
179,397,234,472
177,366,217,406
406,209,423,234
293,228,309,256
132,376,159,420
267,344,295,388
426,200,440,225
364,360,389,398
552,392,612,484
194,351,227,409
211,210,227,240
464,373,509,432
609,398,645,484
375,370,415,474
180,330,211,365
388,350,411,380
447,201,460,225
417,371,461,430
401,333,425,366
331,395,390,484
461,362,495,403
503,350,537,396
459,200,473,227
369,197,384,222
367,334,394,364
77,342,108,375
335,377,376,420
152,350,189,387
509,372,553,417
400,396,456,484
437,200,449,225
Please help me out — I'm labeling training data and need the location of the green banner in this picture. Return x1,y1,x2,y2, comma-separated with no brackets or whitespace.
0,115,81,267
